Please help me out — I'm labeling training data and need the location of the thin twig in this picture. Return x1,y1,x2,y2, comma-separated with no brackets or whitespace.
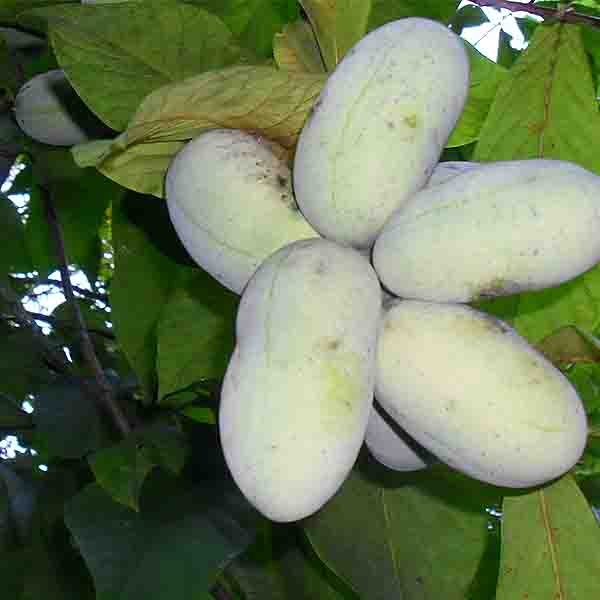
41,186,130,436
1,310,116,340
14,275,109,303
469,0,600,27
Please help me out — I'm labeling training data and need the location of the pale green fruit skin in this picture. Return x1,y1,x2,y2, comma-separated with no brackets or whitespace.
166,129,318,294
365,404,428,472
220,239,381,522
374,159,600,302
376,300,587,488
14,69,97,146
293,17,469,249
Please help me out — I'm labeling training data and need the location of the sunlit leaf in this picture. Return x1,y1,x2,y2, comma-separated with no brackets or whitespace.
156,267,237,401
368,0,461,30
474,23,600,172
181,406,216,425
136,423,188,476
447,44,507,148
474,23,600,344
274,19,326,73
304,456,501,600
73,65,325,196
0,0,67,26
496,476,600,600
189,0,300,58
299,0,370,70
24,0,255,131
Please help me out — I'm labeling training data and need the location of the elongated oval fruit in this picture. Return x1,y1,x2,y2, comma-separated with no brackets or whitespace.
293,17,469,249
220,239,381,521
365,403,429,471
14,69,106,146
166,129,318,294
376,300,588,488
374,159,600,302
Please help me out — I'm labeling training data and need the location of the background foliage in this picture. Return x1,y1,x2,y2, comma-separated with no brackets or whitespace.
2,1,600,599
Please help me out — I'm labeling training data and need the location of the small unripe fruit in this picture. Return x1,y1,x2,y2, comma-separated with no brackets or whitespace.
166,129,318,294
293,17,469,248
376,300,587,488
374,159,600,302
14,69,105,146
220,239,381,521
365,404,429,471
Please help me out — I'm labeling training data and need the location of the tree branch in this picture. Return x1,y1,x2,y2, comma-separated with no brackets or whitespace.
468,0,600,27
13,275,109,303
1,310,116,340
41,186,130,436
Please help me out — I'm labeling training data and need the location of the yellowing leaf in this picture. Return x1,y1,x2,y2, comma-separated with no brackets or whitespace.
274,19,326,73
73,65,325,197
497,476,600,600
299,0,371,70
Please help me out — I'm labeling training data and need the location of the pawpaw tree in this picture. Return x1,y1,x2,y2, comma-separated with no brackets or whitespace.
2,1,600,599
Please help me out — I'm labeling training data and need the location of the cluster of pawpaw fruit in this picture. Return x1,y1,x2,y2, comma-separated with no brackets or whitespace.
164,17,596,522
13,17,595,523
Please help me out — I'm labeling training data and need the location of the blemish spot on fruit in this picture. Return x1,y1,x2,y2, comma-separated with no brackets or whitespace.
386,120,395,130
277,175,287,188
403,114,418,128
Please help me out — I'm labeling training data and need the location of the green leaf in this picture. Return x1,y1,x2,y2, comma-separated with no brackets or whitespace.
24,1,256,132
0,463,37,545
33,375,103,459
181,405,216,425
110,192,182,402
136,422,188,476
497,29,519,68
0,320,53,401
0,475,11,550
64,473,254,600
89,438,155,511
0,195,32,277
156,267,237,401
189,0,300,58
368,0,461,30
221,523,354,599
274,19,326,73
299,0,371,70
473,23,600,344
74,65,325,197
447,44,508,148
496,476,600,600
474,23,600,172
304,456,501,600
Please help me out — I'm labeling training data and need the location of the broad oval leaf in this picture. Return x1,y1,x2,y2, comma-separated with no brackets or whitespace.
26,1,255,131
73,65,325,197
0,195,32,277
496,476,600,600
64,473,255,600
304,455,502,600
